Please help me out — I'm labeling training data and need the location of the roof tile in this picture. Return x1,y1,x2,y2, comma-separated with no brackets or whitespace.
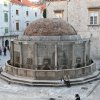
11,0,35,7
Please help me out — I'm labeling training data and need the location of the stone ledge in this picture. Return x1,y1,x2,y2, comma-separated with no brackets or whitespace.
0,70,99,87
5,62,96,79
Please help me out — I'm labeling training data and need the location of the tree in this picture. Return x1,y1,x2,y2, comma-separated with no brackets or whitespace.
43,9,46,18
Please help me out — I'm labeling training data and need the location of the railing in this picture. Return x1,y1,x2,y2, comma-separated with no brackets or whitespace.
5,61,96,80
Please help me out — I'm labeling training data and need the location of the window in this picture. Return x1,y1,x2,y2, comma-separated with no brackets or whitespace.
16,22,19,31
5,27,8,34
90,13,98,25
54,10,64,18
16,10,19,15
35,12,37,17
89,9,99,25
4,12,8,22
4,1,7,6
26,11,29,16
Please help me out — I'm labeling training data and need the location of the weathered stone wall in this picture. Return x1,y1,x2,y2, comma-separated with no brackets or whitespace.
22,43,34,69
5,62,96,80
46,1,68,21
74,43,84,66
10,37,90,69
46,0,100,59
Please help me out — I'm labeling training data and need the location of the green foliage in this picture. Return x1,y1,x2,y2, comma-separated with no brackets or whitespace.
43,9,46,18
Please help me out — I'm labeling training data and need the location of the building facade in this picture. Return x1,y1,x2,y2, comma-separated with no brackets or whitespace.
46,0,100,59
0,0,43,47
0,0,10,47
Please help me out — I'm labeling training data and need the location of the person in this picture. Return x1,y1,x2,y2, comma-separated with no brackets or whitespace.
0,67,3,74
75,94,80,100
64,75,71,87
3,47,6,56
61,77,64,84
0,47,2,55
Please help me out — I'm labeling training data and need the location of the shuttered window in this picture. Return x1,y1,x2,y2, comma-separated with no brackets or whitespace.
88,9,99,25
16,22,19,31
4,13,8,22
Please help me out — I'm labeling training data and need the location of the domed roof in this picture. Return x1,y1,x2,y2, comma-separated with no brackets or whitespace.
24,18,77,36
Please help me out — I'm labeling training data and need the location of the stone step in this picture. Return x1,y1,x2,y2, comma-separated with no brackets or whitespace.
0,71,100,87
0,74,63,87
70,71,100,85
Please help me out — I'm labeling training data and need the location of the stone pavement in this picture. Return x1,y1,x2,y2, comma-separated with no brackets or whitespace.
0,50,10,68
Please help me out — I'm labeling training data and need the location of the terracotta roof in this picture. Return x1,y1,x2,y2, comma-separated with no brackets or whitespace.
39,4,46,11
24,18,77,36
11,0,36,7
11,0,46,10
34,4,46,11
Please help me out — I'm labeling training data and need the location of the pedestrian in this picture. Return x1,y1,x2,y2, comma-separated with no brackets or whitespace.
64,75,71,87
0,47,2,55
75,94,80,100
0,67,3,74
61,77,64,84
3,47,6,56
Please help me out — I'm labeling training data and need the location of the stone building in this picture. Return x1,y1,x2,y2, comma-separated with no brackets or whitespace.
5,18,96,80
0,0,43,48
46,0,100,59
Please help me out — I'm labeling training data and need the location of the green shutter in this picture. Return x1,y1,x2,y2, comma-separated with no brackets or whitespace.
4,13,8,22
5,27,8,34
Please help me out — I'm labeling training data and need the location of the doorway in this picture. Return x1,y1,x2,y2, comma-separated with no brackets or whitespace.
5,40,9,47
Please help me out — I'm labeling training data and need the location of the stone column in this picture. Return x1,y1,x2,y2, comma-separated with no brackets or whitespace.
88,40,91,59
34,43,38,69
19,42,23,68
72,43,75,68
10,41,14,66
83,41,87,66
55,44,57,69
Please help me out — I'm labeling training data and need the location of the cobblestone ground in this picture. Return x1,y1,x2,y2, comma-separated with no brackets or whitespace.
0,50,100,100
